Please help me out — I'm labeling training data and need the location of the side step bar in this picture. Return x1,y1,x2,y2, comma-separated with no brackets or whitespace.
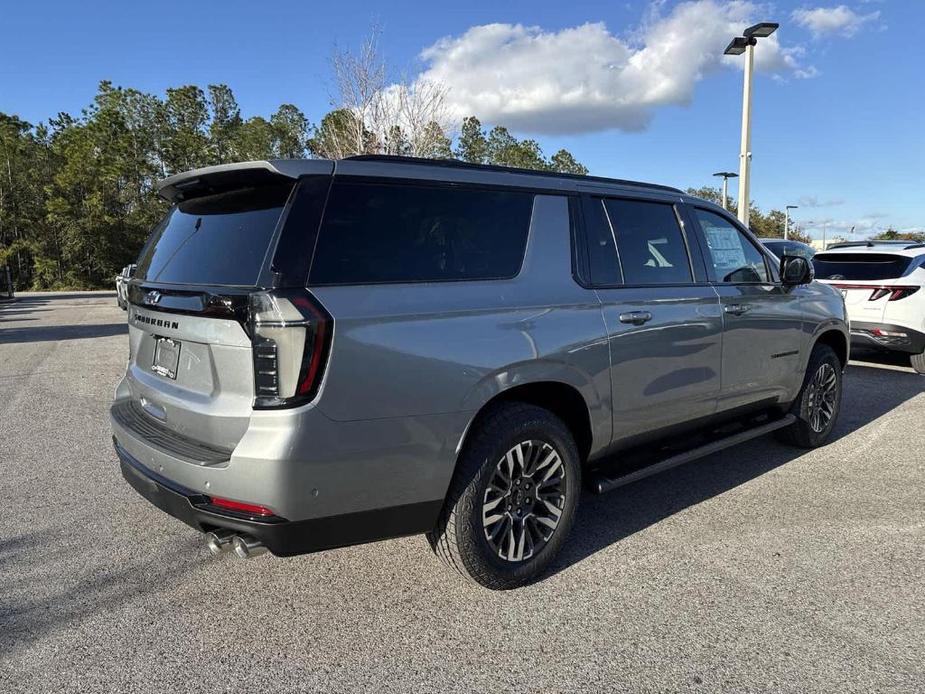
589,414,796,495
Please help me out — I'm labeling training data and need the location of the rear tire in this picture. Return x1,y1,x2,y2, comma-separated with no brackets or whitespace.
777,344,843,448
911,351,925,375
428,402,580,590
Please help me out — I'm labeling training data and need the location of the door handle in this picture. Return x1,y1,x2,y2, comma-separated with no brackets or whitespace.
619,310,653,325
724,304,752,316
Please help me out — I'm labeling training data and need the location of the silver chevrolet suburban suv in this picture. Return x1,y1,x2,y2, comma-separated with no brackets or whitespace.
111,156,849,589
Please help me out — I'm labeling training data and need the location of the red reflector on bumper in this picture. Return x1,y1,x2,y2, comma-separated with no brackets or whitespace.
208,496,276,517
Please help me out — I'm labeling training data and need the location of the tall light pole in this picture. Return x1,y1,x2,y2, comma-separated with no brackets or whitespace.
713,171,738,211
785,204,798,240
725,22,779,227
808,220,830,249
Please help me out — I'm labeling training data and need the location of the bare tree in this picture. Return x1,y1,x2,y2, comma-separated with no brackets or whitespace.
391,77,452,157
325,28,386,158
319,26,452,160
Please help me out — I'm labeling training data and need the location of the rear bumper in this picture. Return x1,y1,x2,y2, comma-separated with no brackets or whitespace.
849,322,925,355
115,438,442,557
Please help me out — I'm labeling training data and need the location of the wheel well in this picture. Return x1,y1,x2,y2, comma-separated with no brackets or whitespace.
815,330,848,369
463,382,594,463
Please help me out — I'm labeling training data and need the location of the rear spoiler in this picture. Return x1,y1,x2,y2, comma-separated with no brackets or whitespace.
156,159,334,203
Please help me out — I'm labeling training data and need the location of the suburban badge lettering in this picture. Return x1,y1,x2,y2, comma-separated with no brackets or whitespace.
133,311,179,330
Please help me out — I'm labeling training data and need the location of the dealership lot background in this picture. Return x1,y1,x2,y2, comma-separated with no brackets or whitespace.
0,292,921,692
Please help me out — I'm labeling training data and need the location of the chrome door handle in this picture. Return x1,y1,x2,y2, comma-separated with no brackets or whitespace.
724,304,751,316
619,310,653,325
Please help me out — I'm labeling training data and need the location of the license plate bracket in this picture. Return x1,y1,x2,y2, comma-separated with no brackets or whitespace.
152,336,181,380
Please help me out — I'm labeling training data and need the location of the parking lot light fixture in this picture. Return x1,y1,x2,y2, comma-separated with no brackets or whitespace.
713,171,739,211
744,22,780,38
785,205,798,240
724,37,749,56
725,21,778,227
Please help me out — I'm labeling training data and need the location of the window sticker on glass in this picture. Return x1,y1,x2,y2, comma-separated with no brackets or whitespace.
694,209,770,284
704,227,747,271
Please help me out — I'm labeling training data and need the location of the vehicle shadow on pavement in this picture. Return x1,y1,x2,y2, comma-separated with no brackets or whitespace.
5,292,118,304
548,359,924,579
0,529,204,653
0,323,128,344
0,308,53,318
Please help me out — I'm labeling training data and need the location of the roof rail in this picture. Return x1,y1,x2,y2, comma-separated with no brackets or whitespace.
826,240,925,250
344,154,683,194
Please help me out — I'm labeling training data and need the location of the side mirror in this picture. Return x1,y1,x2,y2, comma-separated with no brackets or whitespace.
781,255,813,286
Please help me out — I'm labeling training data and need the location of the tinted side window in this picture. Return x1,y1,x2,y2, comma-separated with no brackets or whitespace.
694,209,771,283
582,197,622,286
309,182,533,285
603,199,692,285
271,175,331,287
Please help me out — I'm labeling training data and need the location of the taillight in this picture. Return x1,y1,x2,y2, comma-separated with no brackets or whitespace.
886,286,919,301
859,286,920,301
248,290,332,408
871,328,908,338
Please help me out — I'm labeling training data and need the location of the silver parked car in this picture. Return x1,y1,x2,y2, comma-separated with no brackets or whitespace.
111,157,849,589
115,263,136,310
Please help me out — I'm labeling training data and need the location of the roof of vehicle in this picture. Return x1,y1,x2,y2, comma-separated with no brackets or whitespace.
156,156,686,203
344,155,684,193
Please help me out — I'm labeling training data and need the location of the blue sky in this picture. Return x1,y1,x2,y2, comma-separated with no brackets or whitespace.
2,0,922,237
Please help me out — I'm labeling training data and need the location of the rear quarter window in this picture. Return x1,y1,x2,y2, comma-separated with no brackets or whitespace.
308,181,534,285
813,253,914,280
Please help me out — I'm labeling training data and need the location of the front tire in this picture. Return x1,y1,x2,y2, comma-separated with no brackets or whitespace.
777,344,843,448
428,403,580,590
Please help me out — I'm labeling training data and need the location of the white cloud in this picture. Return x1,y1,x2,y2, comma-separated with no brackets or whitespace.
802,212,891,235
797,195,845,208
406,1,816,135
792,5,880,37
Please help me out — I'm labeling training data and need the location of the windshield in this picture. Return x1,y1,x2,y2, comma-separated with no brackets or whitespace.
135,183,293,286
812,253,914,281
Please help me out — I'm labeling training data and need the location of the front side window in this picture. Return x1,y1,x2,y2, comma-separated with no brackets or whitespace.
603,199,692,285
309,181,533,285
694,209,771,284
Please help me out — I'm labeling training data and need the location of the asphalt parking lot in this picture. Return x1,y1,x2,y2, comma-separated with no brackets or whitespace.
1,292,922,693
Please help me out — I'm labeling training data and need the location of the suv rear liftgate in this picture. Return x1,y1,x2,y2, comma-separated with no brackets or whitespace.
113,161,354,556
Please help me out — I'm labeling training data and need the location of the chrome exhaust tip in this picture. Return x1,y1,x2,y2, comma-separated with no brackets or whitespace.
232,534,267,559
204,529,236,555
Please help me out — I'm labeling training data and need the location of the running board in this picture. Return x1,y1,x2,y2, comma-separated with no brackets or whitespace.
589,414,796,495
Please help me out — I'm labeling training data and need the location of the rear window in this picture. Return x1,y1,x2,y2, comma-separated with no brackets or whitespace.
308,181,533,285
813,253,914,280
135,184,292,286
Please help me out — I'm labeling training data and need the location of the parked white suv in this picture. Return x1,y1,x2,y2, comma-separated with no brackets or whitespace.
814,241,925,373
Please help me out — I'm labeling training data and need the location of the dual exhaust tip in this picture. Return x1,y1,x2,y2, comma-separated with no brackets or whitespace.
204,529,267,559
